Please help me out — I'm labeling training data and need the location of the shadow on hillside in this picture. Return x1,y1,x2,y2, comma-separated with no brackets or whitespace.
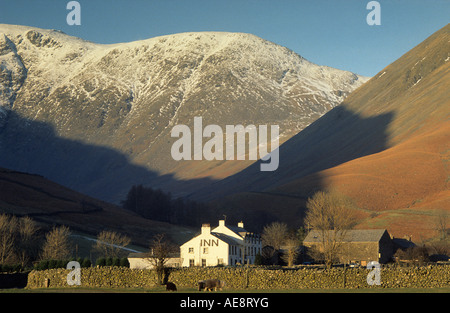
189,105,394,231
0,110,216,206
0,106,394,232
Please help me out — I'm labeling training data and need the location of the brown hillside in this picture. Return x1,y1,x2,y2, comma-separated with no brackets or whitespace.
207,24,450,240
277,122,449,240
0,168,195,246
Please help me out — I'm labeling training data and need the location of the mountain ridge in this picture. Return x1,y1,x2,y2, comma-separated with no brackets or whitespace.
0,24,368,203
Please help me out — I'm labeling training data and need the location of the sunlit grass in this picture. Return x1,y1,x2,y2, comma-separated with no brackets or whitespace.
2,286,449,293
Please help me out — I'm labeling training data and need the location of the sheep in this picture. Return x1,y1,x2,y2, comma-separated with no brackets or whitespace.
165,281,177,291
198,279,225,291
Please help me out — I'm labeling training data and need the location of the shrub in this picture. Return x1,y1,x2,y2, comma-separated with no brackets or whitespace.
34,259,72,270
96,258,106,267
93,257,129,268
254,253,264,266
57,259,67,268
112,257,120,267
105,257,113,266
0,263,24,273
34,260,48,271
120,258,130,268
48,259,59,269
81,258,92,268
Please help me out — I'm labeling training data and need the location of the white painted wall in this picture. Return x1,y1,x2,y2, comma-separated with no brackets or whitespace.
180,220,262,267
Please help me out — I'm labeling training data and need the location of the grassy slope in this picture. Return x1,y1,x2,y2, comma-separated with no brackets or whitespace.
0,168,195,247
282,24,450,240
212,24,450,240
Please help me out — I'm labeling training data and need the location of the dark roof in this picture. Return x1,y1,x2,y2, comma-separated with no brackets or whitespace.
227,225,247,235
128,252,180,258
211,232,241,245
304,229,388,243
211,224,248,238
392,237,416,249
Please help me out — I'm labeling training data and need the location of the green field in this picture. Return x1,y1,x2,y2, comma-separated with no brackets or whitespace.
2,286,450,293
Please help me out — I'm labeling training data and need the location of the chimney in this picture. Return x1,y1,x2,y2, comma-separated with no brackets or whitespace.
219,220,225,226
201,223,211,235
238,221,244,228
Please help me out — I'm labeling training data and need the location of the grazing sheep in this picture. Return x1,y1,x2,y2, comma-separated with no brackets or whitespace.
199,279,225,291
198,280,206,291
166,282,177,291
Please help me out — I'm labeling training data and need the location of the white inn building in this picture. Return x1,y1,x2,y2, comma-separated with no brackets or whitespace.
180,220,262,267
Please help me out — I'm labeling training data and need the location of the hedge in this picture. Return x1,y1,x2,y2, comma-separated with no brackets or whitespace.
95,257,129,268
26,265,450,290
34,258,92,270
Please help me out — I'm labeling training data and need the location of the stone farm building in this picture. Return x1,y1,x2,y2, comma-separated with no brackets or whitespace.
128,252,181,270
303,229,395,265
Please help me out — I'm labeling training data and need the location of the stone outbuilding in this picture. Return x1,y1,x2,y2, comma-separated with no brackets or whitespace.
128,252,181,270
303,229,395,265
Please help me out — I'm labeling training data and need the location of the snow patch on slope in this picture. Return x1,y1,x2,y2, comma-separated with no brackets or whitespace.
0,23,369,169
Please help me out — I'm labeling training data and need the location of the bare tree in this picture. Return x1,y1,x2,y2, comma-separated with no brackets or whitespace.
435,211,449,240
281,236,300,267
0,214,17,264
0,214,41,266
93,230,131,259
427,240,450,262
17,216,40,266
41,226,72,260
261,222,288,251
304,191,357,268
261,222,289,265
147,234,177,285
394,245,429,265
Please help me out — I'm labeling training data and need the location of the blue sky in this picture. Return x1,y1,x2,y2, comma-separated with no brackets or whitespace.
1,0,449,77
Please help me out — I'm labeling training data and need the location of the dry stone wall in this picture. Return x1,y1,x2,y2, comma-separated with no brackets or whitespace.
26,265,450,290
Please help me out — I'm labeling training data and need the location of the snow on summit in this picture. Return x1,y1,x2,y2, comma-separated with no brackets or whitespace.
0,24,369,202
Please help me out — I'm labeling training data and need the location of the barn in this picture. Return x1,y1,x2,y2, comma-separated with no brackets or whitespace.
303,229,395,265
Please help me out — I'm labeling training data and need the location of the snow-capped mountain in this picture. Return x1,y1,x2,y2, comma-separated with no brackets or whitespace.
0,24,368,202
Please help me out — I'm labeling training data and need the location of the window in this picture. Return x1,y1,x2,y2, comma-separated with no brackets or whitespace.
218,258,223,266
202,259,206,267
189,247,194,253
203,247,208,254
189,259,194,267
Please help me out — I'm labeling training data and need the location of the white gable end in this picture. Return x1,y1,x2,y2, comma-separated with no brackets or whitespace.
180,220,262,267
